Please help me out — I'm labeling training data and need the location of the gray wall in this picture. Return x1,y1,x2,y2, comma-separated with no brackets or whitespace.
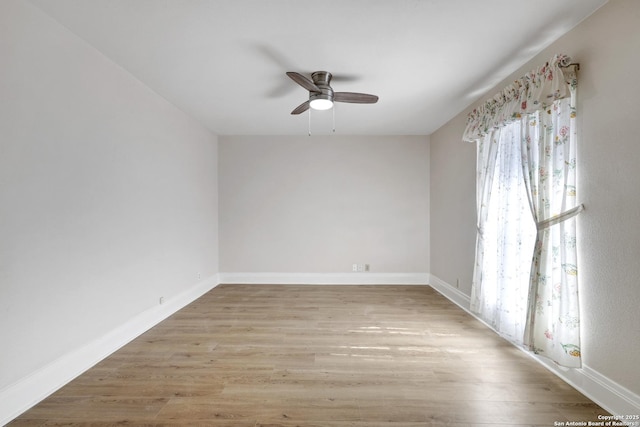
219,135,430,274
0,0,219,391
430,0,640,394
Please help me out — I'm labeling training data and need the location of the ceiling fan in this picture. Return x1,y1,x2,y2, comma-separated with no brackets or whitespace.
286,71,378,115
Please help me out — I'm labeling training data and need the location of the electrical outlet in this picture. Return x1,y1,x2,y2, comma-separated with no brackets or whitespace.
357,264,364,272
352,264,358,272
364,264,370,272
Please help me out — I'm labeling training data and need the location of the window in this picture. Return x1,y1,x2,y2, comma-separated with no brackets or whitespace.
465,55,583,367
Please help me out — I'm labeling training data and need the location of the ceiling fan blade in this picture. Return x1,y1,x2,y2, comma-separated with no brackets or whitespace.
329,74,360,83
286,72,321,93
334,92,379,104
291,100,310,115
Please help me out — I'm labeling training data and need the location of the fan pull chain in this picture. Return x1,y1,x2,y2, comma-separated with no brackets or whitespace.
332,105,335,133
308,108,311,136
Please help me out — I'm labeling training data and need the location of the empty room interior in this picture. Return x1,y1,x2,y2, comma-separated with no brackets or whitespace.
1,0,639,425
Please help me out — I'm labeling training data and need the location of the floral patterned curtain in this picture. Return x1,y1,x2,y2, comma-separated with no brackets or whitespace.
521,65,582,367
463,54,573,143
465,54,583,367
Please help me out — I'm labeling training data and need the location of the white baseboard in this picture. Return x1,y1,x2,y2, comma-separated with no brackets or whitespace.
218,272,430,285
534,356,640,417
0,275,219,426
428,274,471,310
428,274,640,417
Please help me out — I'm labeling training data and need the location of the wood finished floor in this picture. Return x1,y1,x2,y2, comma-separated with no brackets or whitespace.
11,284,608,426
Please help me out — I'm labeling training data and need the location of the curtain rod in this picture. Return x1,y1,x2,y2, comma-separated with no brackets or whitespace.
560,62,580,70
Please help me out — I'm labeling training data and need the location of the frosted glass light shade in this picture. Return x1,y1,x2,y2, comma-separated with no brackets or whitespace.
309,98,333,110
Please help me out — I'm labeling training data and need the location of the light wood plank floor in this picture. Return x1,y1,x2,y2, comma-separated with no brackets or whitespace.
11,284,609,426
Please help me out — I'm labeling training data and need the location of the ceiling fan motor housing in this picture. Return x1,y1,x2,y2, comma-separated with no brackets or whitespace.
310,71,334,104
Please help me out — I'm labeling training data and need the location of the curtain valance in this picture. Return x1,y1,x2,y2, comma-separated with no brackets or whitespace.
463,54,576,142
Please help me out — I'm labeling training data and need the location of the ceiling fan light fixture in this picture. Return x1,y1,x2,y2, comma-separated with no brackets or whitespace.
287,71,377,116
309,97,333,111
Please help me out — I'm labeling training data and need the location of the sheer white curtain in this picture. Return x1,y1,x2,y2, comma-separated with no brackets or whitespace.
465,54,582,367
471,124,536,343
470,132,497,323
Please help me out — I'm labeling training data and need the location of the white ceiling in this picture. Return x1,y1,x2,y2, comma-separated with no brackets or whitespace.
29,0,606,136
